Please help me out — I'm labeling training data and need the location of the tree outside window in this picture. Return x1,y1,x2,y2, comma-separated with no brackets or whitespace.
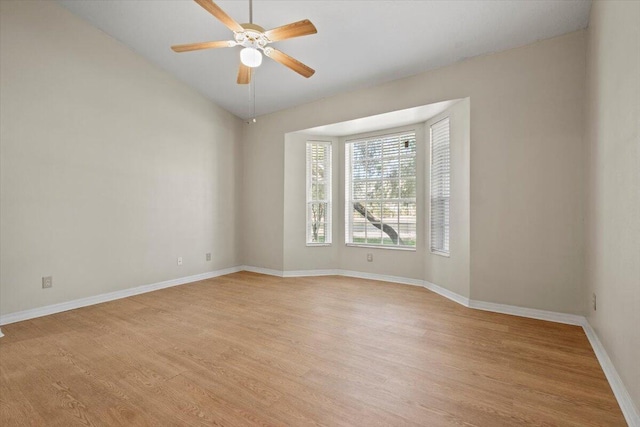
306,142,332,245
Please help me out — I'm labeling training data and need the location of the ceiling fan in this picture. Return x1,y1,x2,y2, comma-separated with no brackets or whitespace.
171,0,317,85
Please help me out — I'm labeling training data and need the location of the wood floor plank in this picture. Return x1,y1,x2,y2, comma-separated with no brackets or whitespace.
0,272,626,426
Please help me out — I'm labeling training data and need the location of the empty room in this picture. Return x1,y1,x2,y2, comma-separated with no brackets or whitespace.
1,0,638,425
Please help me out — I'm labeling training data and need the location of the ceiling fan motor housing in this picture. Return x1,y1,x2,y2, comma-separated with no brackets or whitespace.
236,24,270,50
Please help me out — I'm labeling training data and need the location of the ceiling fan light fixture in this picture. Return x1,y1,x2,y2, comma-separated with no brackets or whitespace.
240,47,262,68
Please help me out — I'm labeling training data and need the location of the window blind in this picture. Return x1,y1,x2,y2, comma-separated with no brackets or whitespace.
306,142,332,245
345,131,416,248
430,118,450,255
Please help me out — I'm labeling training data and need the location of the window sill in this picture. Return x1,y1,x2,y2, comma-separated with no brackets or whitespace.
306,243,332,247
430,250,450,258
345,243,416,252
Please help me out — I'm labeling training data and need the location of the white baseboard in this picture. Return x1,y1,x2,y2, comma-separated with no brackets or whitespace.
423,279,471,306
0,328,3,338
582,322,640,427
283,269,339,277
468,300,585,326
0,266,243,326
339,269,425,287
1,265,636,425
241,265,285,277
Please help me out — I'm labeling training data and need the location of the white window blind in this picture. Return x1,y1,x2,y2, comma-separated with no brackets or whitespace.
306,142,332,245
345,131,416,248
430,117,450,255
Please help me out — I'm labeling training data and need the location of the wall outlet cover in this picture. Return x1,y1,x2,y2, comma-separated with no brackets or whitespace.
42,276,53,289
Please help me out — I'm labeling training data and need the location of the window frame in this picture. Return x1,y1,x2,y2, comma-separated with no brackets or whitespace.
429,116,451,257
344,129,418,251
306,140,332,246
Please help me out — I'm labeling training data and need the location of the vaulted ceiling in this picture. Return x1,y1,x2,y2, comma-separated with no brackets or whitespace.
58,0,591,119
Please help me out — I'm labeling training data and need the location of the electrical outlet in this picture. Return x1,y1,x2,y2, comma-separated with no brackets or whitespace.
592,293,597,311
42,276,53,289
367,253,373,262
177,257,183,266
206,253,212,262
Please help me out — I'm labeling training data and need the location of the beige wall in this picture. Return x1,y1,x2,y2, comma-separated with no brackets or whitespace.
0,1,243,315
283,134,340,271
424,100,471,298
585,0,640,410
244,31,586,314
242,122,285,270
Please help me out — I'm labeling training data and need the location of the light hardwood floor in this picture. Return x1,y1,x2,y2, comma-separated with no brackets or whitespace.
0,272,626,426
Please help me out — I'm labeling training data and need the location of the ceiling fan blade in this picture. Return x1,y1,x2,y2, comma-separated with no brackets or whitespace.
171,40,235,52
237,63,252,85
194,0,244,33
264,19,317,42
265,48,315,78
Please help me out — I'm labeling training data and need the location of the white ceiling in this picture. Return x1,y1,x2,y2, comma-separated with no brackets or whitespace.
58,0,591,119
